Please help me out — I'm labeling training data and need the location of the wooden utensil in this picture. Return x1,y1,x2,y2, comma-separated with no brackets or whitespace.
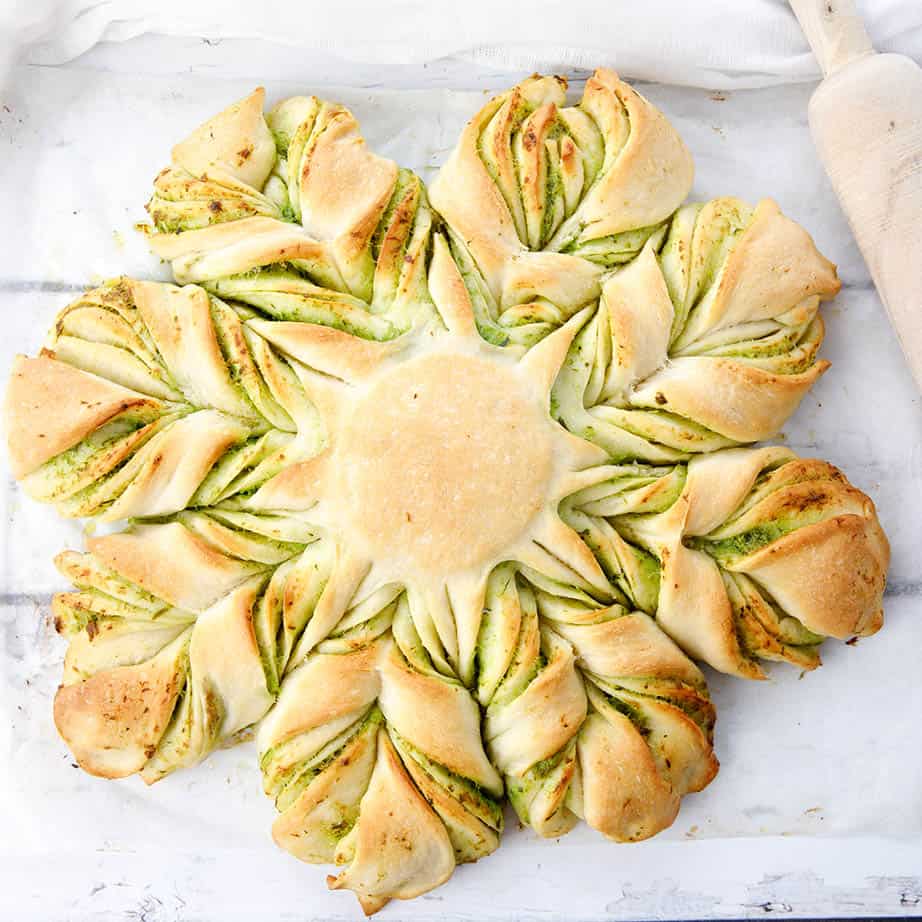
789,0,922,390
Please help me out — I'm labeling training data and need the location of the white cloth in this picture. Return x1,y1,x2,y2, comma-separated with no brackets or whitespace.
3,0,922,90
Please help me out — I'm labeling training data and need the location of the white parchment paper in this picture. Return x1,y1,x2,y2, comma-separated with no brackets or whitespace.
0,63,920,921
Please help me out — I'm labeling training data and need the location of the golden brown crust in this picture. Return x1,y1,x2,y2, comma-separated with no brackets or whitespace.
379,641,503,795
640,695,719,795
631,449,889,676
597,244,674,396
429,68,693,301
428,88,534,289
427,233,478,337
326,730,455,914
250,451,333,511
565,68,694,242
657,539,764,679
128,280,252,415
5,278,332,519
293,106,397,249
146,214,319,267
86,523,264,612
186,577,275,733
258,643,382,751
576,707,680,842
480,562,717,848
485,636,588,777
681,446,796,536
98,410,251,521
631,358,829,442
54,631,189,778
147,90,417,309
735,512,889,639
245,319,401,381
271,722,378,864
693,198,841,336
555,608,704,686
5,355,160,479
171,87,276,191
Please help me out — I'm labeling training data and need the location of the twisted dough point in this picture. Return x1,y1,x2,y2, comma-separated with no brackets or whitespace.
428,68,693,346
259,600,503,915
431,68,692,270
660,447,889,677
5,279,319,520
145,88,434,335
49,511,383,781
476,564,717,842
568,447,889,678
553,198,841,462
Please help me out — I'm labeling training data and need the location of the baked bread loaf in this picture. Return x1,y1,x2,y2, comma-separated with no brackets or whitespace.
4,68,888,913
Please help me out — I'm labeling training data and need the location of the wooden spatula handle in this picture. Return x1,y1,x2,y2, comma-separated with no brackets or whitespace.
788,0,874,75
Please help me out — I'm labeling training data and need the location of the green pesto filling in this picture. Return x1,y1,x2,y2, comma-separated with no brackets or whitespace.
206,273,395,342
691,521,790,564
271,131,291,157
475,99,535,242
601,676,714,737
489,645,546,710
529,748,567,779
539,160,563,248
506,745,570,825
207,302,263,415
390,731,504,830
621,544,661,613
266,707,383,812
371,169,417,265
37,413,152,482
447,236,508,346
252,582,282,697
562,223,664,266
601,690,650,736
150,213,186,235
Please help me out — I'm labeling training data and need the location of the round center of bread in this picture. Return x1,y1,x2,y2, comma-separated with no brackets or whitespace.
337,351,553,573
